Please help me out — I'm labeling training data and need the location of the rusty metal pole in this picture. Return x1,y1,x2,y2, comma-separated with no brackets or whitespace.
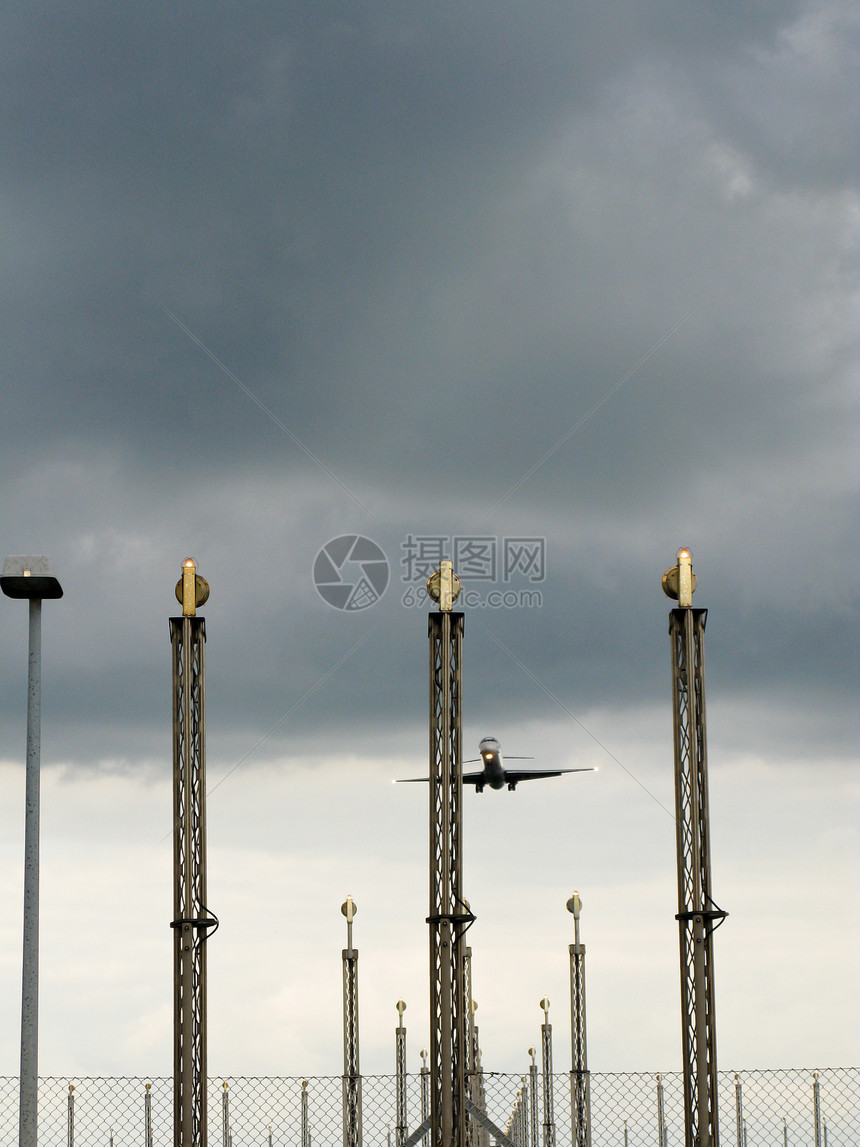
171,558,217,1147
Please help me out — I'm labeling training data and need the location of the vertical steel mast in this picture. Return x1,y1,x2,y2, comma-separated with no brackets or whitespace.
342,896,362,1147
171,558,217,1147
427,561,469,1147
664,548,726,1147
566,892,590,1147
395,1001,408,1147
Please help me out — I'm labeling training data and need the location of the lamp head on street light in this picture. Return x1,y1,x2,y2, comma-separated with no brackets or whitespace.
540,996,550,1018
661,546,697,607
426,560,461,611
566,891,582,919
175,557,209,616
396,999,406,1018
341,895,357,922
1,556,63,600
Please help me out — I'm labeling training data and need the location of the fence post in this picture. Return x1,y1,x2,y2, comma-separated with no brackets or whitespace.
222,1083,229,1147
67,1085,75,1147
812,1072,821,1147
623,1120,628,1147
782,1116,787,1147
110,1128,114,1147
268,1126,273,1147
734,1074,743,1147
656,1075,667,1147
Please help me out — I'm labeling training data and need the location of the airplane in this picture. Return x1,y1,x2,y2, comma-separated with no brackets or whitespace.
396,735,597,792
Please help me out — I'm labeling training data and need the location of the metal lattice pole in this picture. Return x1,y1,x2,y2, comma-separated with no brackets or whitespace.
540,999,555,1147
567,893,590,1147
171,559,216,1147
427,561,469,1147
341,897,362,1147
396,1001,408,1147
144,1083,153,1147
421,1049,430,1147
301,1081,310,1147
665,548,726,1147
529,1049,539,1147
656,1075,667,1147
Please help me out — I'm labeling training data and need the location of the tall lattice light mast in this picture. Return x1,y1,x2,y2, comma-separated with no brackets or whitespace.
426,560,470,1147
171,558,218,1147
663,548,727,1147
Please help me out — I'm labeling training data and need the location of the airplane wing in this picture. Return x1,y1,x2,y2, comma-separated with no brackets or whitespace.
504,767,597,784
462,772,487,787
396,774,488,786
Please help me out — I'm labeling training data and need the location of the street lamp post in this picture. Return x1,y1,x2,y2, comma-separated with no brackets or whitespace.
1,555,63,1147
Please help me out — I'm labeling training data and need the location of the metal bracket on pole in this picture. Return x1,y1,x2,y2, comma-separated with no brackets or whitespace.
464,1100,519,1147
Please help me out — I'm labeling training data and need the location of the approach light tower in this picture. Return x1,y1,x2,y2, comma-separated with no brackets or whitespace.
170,558,218,1147
567,892,590,1147
426,561,471,1147
342,896,362,1147
663,548,727,1147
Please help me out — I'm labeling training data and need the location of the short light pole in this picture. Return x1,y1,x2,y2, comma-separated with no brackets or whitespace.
539,998,555,1147
528,1048,539,1147
342,896,362,1147
567,892,590,1147
1,555,63,1147
395,1001,408,1147
420,1049,430,1147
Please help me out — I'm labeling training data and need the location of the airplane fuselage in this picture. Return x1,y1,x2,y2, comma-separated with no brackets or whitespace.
476,736,507,790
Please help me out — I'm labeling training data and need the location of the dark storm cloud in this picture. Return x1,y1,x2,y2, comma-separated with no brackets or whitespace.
0,0,855,766
2,0,835,484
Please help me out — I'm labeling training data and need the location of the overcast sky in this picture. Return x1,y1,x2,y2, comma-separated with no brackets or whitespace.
0,1,857,1081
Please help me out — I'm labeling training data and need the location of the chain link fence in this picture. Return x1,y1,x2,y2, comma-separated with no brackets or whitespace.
0,1069,856,1147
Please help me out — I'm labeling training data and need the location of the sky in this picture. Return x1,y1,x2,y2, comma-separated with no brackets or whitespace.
0,1,857,1080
